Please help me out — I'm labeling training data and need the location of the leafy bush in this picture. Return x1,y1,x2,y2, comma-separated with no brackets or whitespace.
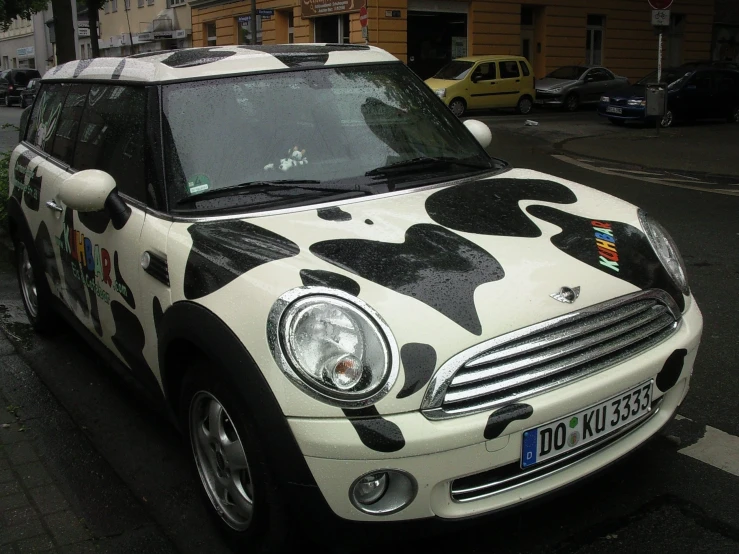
0,148,10,230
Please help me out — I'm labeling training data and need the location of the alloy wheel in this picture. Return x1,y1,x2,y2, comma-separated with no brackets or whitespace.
449,99,465,117
518,97,533,114
189,391,254,531
566,94,579,111
18,243,38,319
661,110,674,128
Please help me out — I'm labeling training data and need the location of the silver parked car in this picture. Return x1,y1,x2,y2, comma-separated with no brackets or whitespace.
535,66,629,111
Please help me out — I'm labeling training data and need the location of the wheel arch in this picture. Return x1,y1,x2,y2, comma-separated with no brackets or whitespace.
158,300,317,487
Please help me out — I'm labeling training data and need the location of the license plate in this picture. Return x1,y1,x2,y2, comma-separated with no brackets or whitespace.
521,381,652,468
606,106,623,114
534,99,544,104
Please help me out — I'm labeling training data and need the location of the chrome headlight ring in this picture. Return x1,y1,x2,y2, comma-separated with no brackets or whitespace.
267,286,400,408
638,209,690,297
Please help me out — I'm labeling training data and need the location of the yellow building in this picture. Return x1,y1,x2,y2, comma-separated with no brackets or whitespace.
190,0,715,81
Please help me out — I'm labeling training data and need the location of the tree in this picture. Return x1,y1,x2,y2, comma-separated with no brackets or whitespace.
0,0,48,30
85,0,104,58
51,0,76,63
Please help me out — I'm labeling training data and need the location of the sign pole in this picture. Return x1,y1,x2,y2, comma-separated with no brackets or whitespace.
656,30,662,135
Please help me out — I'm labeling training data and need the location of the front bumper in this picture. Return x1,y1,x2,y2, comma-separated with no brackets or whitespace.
597,103,649,121
535,92,564,106
289,298,702,522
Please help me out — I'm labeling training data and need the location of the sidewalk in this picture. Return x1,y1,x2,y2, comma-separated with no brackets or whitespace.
558,122,739,178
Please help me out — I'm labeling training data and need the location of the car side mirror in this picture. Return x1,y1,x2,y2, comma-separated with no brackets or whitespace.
19,106,31,142
464,119,492,149
58,170,131,229
585,76,595,82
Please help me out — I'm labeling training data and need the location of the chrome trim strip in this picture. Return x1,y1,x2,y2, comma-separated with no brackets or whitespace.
421,290,681,420
266,286,400,408
450,397,663,502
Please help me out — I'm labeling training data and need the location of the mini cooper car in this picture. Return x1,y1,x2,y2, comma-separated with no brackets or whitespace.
7,45,702,550
425,55,536,117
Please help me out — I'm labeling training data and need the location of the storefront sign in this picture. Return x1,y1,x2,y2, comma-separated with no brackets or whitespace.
138,32,153,41
152,29,187,40
16,46,34,58
301,0,360,18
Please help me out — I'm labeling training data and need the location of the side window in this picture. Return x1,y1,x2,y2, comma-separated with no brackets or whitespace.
472,63,495,81
50,84,88,166
26,83,68,151
690,73,712,91
587,69,609,82
500,61,521,79
73,85,147,202
519,61,530,77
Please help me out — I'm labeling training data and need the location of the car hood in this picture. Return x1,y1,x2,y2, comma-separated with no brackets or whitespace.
536,78,576,90
609,84,647,100
424,77,459,89
166,168,685,417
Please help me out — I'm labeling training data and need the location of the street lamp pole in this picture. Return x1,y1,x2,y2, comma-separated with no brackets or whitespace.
250,0,257,45
125,1,134,54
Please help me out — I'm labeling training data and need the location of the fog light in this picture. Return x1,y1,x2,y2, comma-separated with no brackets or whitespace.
354,472,388,505
349,469,417,515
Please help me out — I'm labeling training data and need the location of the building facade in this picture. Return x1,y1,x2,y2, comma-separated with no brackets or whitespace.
713,0,739,63
98,0,193,56
191,0,715,81
0,17,37,71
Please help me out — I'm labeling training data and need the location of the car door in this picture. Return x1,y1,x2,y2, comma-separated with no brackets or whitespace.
496,60,524,107
467,62,500,110
714,71,738,118
676,70,714,119
580,68,610,102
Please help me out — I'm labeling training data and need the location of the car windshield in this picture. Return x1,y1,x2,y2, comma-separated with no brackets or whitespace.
637,68,692,86
546,66,588,80
163,63,498,212
433,61,475,80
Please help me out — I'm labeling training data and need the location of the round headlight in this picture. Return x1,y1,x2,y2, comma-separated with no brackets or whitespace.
271,289,398,406
638,210,690,296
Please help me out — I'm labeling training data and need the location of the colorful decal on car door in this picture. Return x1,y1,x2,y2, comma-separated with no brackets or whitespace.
342,406,405,453
183,220,300,300
425,178,577,237
484,403,534,440
311,224,505,335
525,206,684,310
299,269,360,296
656,349,688,393
397,343,437,399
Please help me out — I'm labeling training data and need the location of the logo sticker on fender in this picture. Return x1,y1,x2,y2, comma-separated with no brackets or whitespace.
591,220,619,273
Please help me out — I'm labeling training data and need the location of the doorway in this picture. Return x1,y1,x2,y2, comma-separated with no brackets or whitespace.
314,14,350,43
407,11,468,79
521,6,535,65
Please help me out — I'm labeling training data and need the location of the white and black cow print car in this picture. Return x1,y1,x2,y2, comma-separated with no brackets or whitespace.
8,44,702,550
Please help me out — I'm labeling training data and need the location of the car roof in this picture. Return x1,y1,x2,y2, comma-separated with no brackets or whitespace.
41,44,399,84
453,55,527,62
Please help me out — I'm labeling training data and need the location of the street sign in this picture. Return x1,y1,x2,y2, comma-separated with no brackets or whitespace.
359,6,369,28
649,0,673,9
651,9,670,27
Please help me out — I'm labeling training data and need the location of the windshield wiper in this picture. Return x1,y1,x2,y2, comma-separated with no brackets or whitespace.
177,180,373,206
365,157,491,176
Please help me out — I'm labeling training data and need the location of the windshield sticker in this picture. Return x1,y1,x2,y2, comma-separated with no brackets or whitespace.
592,221,619,273
187,174,211,195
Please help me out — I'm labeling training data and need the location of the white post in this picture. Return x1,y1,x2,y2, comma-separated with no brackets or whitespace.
70,0,81,60
657,31,663,83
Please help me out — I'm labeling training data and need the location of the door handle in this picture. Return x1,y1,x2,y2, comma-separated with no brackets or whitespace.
515,79,520,82
46,200,63,212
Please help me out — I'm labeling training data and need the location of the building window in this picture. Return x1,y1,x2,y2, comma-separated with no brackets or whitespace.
105,1,110,14
206,22,217,46
112,0,118,12
147,0,155,5
288,12,294,44
138,0,143,6
169,0,187,6
586,15,604,65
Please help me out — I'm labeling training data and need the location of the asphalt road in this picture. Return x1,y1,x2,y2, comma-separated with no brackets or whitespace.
1,105,738,553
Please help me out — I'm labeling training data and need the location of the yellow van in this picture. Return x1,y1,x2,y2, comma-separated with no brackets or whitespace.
425,55,536,117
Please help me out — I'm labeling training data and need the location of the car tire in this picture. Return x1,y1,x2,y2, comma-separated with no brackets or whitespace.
14,234,56,333
449,98,466,118
516,95,534,115
728,106,739,124
3,94,10,107
19,97,26,109
179,363,290,553
660,109,675,128
608,118,626,126
564,93,579,112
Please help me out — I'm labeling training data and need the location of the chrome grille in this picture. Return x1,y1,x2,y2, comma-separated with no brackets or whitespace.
421,290,681,420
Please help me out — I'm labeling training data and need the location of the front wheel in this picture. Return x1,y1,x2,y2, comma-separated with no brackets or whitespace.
516,95,533,115
564,93,579,112
728,106,739,124
180,365,288,552
448,98,466,117
660,109,675,128
19,97,26,109
4,94,10,107
15,236,56,332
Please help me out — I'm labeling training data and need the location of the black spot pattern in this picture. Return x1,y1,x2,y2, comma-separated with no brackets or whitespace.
526,206,685,310
365,219,374,225
60,208,89,317
425,178,577,237
342,407,405,453
33,221,60,289
484,404,534,440
397,343,437,399
111,59,126,80
110,301,161,393
22,165,42,212
184,220,300,300
11,150,41,211
317,207,352,222
114,252,135,309
656,349,688,393
311,224,504,335
299,269,360,296
160,48,236,68
89,291,103,337
152,297,164,334
78,210,111,234
238,44,368,68
72,59,94,78
105,192,132,231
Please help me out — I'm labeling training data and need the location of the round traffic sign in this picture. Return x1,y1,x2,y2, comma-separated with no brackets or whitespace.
359,6,369,28
649,0,673,9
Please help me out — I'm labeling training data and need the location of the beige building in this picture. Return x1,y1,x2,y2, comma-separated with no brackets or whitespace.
0,17,37,70
98,0,193,56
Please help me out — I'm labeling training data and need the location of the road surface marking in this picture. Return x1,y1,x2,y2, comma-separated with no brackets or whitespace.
553,154,739,196
675,415,739,477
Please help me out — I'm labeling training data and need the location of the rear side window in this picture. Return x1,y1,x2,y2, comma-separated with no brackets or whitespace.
50,84,88,166
500,61,521,79
73,85,147,202
519,61,530,77
26,83,68,152
14,72,31,87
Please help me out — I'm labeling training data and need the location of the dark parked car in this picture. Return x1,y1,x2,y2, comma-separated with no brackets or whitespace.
535,65,629,111
19,78,40,108
0,69,41,107
597,65,739,127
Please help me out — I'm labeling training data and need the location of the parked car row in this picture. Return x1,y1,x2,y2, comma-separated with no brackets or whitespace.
0,68,40,107
425,58,739,128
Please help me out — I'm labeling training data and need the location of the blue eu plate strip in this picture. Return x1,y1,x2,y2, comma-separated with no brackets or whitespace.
522,428,538,468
